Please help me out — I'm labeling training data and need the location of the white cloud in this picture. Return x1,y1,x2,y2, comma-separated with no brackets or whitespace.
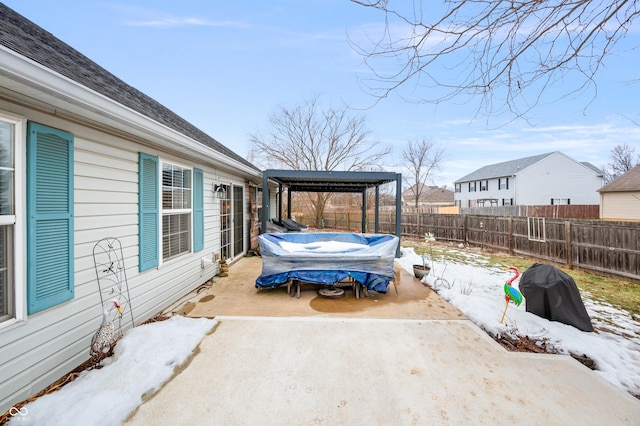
106,4,250,29
124,16,249,29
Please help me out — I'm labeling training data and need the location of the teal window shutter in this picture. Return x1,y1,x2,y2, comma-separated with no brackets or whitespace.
27,122,74,314
193,168,204,252
139,153,159,271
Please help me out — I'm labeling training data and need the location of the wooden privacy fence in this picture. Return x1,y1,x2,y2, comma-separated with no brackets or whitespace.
300,211,640,281
459,204,600,219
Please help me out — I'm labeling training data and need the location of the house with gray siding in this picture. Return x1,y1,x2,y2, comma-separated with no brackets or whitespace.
453,152,603,208
0,4,264,413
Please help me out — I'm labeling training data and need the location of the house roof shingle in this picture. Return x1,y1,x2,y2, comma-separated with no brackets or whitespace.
402,184,454,203
454,151,603,183
598,164,640,193
0,4,259,172
454,152,554,183
581,162,604,175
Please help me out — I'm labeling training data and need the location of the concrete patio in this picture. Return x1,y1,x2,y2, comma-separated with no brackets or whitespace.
125,256,640,425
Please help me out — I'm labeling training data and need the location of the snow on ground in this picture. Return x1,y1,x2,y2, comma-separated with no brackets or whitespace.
9,316,217,426
395,246,640,398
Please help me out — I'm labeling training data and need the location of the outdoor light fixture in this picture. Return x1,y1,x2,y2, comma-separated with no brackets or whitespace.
213,183,226,199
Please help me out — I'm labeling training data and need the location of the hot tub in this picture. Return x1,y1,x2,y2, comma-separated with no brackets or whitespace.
255,232,399,294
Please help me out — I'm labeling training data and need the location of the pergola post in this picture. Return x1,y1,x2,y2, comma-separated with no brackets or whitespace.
375,185,380,233
395,173,402,256
361,190,367,233
261,171,269,234
278,182,283,221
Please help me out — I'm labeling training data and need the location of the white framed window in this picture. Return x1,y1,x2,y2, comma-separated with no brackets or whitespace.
139,156,203,271
161,161,192,262
479,199,497,206
527,217,546,242
499,177,509,190
0,112,24,325
219,184,231,260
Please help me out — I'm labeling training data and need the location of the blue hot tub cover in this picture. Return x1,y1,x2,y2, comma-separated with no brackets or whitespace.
256,232,399,293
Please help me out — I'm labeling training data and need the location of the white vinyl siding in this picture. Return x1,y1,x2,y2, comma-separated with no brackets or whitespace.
600,192,640,221
515,153,601,205
0,114,230,413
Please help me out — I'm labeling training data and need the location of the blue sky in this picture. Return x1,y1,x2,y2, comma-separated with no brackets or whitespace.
4,1,640,187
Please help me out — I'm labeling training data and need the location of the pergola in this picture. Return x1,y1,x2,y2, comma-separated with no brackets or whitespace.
260,169,402,241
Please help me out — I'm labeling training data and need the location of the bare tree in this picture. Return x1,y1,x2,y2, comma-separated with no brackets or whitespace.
402,139,445,208
350,0,639,117
250,96,391,226
605,143,640,181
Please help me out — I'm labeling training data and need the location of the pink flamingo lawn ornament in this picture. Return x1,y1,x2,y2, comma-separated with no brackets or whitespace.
500,266,523,323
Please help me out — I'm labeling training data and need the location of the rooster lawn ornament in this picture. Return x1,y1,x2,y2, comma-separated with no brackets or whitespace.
90,299,122,359
500,266,523,324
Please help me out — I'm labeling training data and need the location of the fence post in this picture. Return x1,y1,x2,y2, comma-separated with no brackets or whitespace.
565,221,572,268
508,217,513,256
463,215,468,246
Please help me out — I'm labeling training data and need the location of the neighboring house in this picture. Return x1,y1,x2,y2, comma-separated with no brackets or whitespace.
453,152,603,208
0,5,263,413
402,184,454,207
598,164,640,221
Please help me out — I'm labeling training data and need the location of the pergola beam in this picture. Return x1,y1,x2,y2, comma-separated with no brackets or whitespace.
260,169,402,255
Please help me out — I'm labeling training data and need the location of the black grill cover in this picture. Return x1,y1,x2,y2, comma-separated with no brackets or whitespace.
520,263,594,332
